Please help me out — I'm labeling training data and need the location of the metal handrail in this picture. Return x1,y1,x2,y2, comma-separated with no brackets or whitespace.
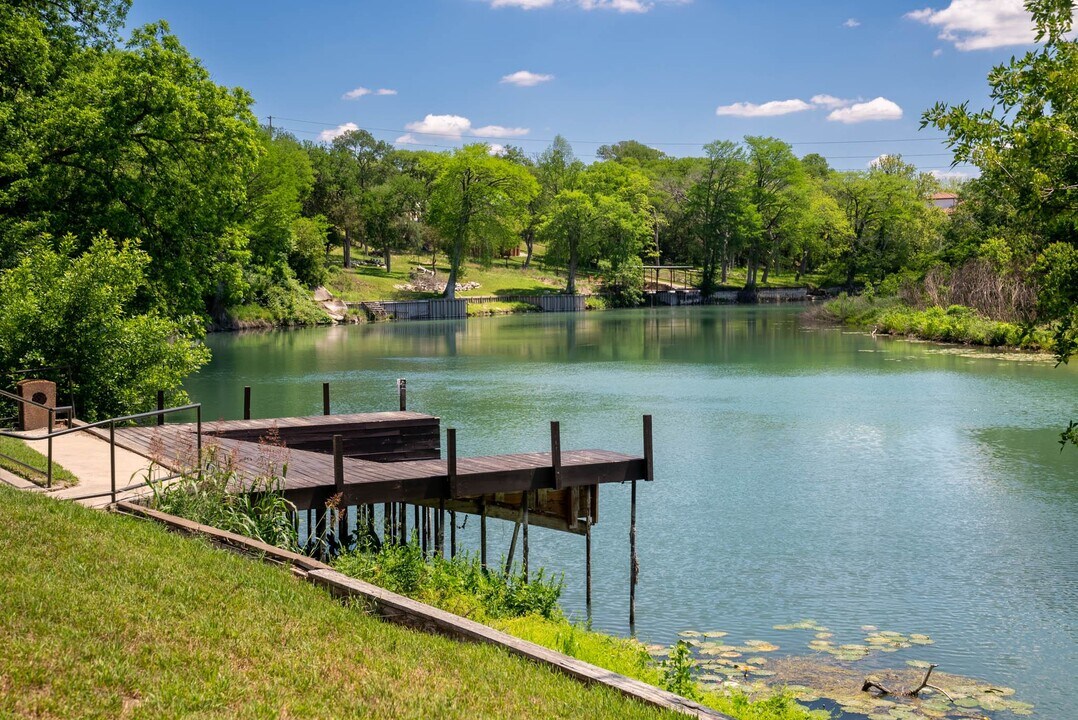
0,402,201,494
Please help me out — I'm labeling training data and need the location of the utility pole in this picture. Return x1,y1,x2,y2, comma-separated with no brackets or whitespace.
268,115,273,132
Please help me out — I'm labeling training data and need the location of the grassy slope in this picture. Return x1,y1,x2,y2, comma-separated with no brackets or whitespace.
0,435,78,487
0,487,678,720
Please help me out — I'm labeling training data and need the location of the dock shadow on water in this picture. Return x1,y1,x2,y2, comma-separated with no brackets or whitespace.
654,621,1033,719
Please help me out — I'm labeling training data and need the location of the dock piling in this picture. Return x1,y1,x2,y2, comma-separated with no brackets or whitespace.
323,383,331,416
397,378,407,411
243,386,251,420
522,491,530,582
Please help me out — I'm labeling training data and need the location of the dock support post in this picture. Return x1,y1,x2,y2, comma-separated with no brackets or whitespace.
383,503,391,545
397,378,407,412
585,513,593,613
480,497,488,571
522,491,530,583
630,478,638,632
157,390,164,426
450,510,456,558
243,386,251,420
333,434,347,548
323,382,331,416
437,500,445,558
505,518,520,576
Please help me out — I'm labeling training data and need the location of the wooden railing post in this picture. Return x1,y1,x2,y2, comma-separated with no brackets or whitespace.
323,382,331,416
397,378,407,412
243,386,251,421
550,421,563,490
157,390,164,426
333,434,346,546
643,414,654,482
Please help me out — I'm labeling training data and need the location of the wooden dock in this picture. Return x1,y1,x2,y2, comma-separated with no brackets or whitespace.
106,412,646,511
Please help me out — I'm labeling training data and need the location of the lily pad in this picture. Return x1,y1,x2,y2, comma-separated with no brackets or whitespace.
814,631,833,639
677,630,701,637
743,640,780,652
905,660,933,669
702,630,728,638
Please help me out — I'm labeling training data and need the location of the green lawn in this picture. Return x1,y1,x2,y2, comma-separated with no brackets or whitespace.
323,248,589,302
0,486,679,719
0,435,78,487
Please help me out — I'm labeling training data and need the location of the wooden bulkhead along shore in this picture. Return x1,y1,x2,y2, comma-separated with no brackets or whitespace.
103,380,654,626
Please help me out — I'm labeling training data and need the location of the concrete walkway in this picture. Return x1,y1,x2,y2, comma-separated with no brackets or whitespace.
1,426,161,508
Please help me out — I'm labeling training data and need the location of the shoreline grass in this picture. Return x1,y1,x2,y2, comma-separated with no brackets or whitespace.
0,486,681,720
814,294,1053,351
333,543,824,720
0,435,78,487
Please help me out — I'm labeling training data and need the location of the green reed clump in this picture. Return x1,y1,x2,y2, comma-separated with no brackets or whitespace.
147,445,299,552
334,540,563,621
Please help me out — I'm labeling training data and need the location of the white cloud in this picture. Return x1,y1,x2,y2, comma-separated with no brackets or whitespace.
394,114,529,144
473,124,530,137
343,86,397,100
716,99,813,118
501,70,555,87
869,154,895,168
907,0,1035,50
488,143,508,156
319,122,359,142
931,168,978,181
827,97,903,123
933,48,944,57
489,0,686,12
843,18,860,28
810,94,853,110
490,0,554,7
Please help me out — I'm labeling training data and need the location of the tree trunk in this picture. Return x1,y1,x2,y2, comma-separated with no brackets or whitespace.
721,253,729,284
566,250,577,295
522,229,535,269
383,246,392,274
343,228,352,269
796,248,809,281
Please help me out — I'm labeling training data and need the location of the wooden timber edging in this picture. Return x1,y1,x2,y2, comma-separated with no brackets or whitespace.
112,500,732,720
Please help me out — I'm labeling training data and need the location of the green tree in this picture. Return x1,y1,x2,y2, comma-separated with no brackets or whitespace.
686,141,758,294
539,190,600,295
0,235,209,419
243,129,314,270
744,137,808,289
1,12,261,317
923,0,1078,372
427,145,538,299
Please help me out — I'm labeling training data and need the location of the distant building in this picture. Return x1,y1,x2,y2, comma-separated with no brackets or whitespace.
930,191,960,213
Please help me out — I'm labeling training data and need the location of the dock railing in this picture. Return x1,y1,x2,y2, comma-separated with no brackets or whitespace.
0,397,201,503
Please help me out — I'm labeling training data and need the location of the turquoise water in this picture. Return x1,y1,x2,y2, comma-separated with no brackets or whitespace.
186,307,1077,718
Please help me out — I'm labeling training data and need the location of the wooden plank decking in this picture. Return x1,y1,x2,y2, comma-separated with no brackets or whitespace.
105,413,645,511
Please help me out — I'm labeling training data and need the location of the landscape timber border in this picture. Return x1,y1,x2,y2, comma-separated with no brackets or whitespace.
113,501,733,720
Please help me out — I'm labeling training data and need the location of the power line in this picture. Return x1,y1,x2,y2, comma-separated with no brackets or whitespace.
268,115,953,149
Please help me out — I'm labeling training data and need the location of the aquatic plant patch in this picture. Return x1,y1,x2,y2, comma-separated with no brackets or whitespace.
656,622,1034,719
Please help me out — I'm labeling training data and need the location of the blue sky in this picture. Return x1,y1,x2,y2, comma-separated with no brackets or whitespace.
125,0,1043,177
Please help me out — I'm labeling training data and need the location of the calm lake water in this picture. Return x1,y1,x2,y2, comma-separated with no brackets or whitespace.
186,306,1077,718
